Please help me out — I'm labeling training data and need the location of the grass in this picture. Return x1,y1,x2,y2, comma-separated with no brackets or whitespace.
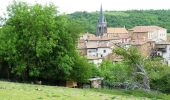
92,88,170,100
0,81,169,100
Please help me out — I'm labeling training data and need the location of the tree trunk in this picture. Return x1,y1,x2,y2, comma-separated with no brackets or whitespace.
136,64,150,91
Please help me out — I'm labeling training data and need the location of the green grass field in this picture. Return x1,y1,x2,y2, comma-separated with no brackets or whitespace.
0,81,169,100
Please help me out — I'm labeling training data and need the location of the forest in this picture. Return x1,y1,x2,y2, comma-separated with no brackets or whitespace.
67,10,170,33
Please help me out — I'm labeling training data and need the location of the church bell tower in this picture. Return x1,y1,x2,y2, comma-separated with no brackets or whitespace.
96,5,107,36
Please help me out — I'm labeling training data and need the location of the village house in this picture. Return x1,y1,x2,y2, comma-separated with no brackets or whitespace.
105,27,131,43
155,42,170,65
86,41,114,66
77,39,87,56
130,40,155,57
130,26,167,42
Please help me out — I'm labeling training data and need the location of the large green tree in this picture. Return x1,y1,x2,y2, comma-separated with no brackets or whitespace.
99,60,131,83
0,1,93,82
144,58,170,92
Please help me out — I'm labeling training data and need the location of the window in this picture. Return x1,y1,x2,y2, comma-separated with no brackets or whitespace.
101,55,103,57
157,53,161,56
103,50,106,53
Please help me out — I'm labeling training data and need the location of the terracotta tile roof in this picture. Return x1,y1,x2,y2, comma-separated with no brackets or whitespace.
131,26,166,33
107,27,128,34
88,36,119,41
86,42,114,49
98,42,114,48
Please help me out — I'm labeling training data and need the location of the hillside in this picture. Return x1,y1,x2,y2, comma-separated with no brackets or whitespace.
67,10,170,33
0,81,169,100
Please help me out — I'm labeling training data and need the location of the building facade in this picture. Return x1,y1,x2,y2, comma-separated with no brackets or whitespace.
130,26,167,42
155,42,170,65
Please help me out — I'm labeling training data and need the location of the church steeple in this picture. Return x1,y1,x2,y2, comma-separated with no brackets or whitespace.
96,4,107,36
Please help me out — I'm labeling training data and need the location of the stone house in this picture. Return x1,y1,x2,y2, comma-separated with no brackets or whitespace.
155,42,170,66
77,39,87,56
105,27,131,43
123,40,155,57
130,26,167,42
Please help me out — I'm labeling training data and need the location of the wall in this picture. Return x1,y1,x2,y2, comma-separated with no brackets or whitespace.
87,48,97,57
97,48,112,57
162,45,170,65
132,32,148,41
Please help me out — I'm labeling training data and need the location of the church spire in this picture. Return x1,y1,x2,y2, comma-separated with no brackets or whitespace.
96,4,107,36
99,4,104,23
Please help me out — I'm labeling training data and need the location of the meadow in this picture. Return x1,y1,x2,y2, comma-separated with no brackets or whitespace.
0,81,169,100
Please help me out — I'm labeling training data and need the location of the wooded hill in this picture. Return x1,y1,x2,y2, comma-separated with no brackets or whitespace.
67,10,170,33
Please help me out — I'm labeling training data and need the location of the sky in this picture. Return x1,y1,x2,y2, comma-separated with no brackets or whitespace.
0,0,170,16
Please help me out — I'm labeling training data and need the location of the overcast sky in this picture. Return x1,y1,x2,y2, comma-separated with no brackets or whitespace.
1,0,170,16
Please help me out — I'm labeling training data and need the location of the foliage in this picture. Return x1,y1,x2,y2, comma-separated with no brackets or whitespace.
0,1,93,83
113,47,142,64
113,47,150,90
99,60,131,83
151,74,170,93
70,56,99,83
144,58,170,93
68,10,170,33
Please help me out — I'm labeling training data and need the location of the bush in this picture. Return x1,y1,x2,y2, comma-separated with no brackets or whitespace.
70,56,99,83
151,74,170,93
100,60,131,84
144,58,170,93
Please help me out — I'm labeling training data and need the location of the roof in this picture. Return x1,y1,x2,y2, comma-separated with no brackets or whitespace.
131,26,166,33
107,27,128,34
88,36,119,41
86,42,113,49
98,42,114,48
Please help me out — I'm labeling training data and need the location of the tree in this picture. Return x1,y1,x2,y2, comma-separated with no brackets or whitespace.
99,60,131,83
70,55,99,83
113,47,150,90
0,1,88,82
144,57,170,92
